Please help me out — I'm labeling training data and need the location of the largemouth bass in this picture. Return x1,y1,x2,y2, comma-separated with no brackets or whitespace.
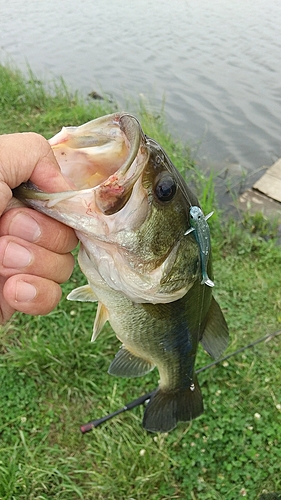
15,112,229,433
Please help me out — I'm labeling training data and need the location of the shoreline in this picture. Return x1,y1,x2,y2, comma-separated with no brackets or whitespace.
237,158,281,221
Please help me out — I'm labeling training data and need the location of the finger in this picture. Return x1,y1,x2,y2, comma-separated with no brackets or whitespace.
0,236,75,283
3,274,62,316
0,207,78,254
0,276,15,324
0,181,13,217
0,133,73,215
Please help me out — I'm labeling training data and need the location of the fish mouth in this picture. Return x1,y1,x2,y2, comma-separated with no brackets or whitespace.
15,112,149,215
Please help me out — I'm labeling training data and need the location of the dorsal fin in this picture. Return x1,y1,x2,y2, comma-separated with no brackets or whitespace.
200,297,229,359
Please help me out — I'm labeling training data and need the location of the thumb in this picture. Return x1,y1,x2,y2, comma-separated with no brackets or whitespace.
0,132,72,215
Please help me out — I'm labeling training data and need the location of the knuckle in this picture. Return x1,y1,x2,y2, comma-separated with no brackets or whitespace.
56,252,75,283
40,219,78,254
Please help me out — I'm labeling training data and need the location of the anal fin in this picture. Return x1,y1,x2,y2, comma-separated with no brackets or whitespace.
200,296,229,359
108,346,155,378
143,374,203,433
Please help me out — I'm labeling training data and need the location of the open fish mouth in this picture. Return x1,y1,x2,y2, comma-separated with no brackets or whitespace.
16,112,149,215
14,111,201,304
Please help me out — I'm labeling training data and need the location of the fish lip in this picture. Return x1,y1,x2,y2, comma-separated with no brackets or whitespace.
117,112,143,176
95,113,147,214
15,113,148,215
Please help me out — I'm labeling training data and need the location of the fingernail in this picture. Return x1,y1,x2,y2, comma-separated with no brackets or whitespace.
3,242,32,269
9,213,41,242
15,281,37,302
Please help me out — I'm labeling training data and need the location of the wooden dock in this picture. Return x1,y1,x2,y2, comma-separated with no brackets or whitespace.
237,158,281,219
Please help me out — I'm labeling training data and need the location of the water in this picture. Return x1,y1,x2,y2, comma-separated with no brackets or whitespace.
1,0,280,197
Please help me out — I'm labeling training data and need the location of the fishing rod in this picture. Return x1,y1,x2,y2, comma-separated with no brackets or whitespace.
80,329,281,434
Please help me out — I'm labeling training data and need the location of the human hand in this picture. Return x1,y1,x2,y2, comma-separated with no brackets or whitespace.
0,132,78,324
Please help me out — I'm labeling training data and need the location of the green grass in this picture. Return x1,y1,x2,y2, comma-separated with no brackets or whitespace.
0,64,113,137
1,64,281,500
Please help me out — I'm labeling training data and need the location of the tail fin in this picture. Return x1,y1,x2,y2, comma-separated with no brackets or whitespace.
143,375,203,433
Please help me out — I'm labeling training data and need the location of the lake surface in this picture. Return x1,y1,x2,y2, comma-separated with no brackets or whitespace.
1,0,280,197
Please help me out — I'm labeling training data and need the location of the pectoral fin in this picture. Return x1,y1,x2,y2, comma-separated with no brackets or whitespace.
108,346,155,377
200,297,229,359
91,302,109,342
67,284,98,302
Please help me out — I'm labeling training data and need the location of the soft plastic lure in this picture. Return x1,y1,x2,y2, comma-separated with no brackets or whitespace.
185,206,214,287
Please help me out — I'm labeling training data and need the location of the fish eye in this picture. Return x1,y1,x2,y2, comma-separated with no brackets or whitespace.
154,173,177,202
